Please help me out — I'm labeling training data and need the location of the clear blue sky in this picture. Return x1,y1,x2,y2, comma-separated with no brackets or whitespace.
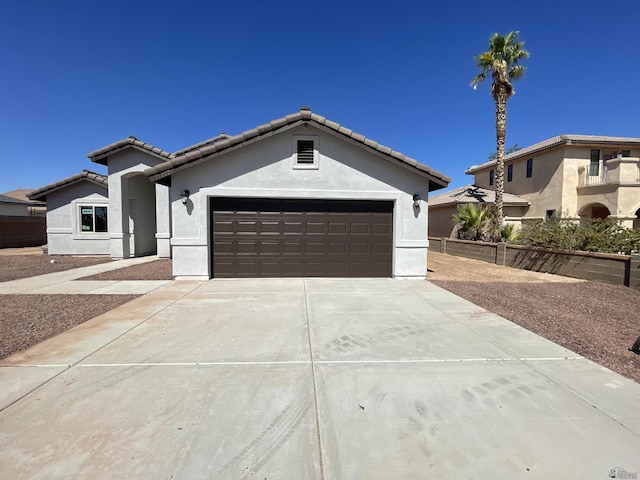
1,0,638,194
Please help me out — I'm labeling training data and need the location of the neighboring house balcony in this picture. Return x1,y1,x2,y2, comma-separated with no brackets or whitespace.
577,157,640,187
576,157,640,228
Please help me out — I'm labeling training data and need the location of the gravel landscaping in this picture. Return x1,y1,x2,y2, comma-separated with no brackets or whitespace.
0,294,139,360
1,250,638,384
79,259,172,281
432,280,640,383
0,255,111,282
428,252,640,384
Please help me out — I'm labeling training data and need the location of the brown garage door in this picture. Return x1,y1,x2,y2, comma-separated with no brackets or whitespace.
211,198,393,278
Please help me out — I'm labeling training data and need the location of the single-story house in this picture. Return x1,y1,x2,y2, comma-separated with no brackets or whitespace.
0,194,32,217
30,107,450,279
29,170,110,255
428,185,530,237
1,189,47,216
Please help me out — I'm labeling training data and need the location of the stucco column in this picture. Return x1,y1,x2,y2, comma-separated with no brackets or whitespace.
155,183,171,258
108,174,128,259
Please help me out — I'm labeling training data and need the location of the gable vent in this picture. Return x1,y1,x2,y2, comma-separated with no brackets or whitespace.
297,140,315,164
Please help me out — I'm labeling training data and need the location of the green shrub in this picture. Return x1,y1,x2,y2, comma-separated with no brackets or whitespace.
452,204,499,242
516,214,640,255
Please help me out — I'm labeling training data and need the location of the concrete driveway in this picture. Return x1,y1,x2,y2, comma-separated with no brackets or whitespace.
1,278,639,479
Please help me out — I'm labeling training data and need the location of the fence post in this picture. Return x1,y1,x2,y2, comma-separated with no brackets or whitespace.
441,237,447,254
629,255,640,290
496,242,507,266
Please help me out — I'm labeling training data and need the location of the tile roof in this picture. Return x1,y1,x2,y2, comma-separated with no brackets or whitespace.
429,184,530,207
1,188,44,204
28,170,108,201
145,107,451,191
466,134,640,174
0,194,32,205
88,136,174,165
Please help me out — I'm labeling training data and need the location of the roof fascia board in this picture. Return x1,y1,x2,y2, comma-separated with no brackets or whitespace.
146,122,304,182
467,136,640,174
147,119,450,191
309,123,449,190
90,144,172,166
28,177,107,201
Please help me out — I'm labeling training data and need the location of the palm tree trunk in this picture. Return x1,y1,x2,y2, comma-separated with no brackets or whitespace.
494,89,508,229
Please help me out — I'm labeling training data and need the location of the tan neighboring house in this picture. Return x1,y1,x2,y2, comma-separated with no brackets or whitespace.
1,189,46,216
430,135,640,237
467,135,640,228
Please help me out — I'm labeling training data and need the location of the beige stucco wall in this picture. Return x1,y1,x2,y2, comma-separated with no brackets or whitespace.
473,145,640,223
473,146,565,219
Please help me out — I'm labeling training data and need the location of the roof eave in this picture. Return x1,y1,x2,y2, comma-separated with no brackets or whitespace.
146,113,451,189
28,171,108,201
88,138,173,165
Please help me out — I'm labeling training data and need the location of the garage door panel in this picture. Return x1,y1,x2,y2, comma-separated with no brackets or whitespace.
306,242,326,255
259,221,280,233
351,223,370,235
306,222,326,234
212,199,392,278
283,222,303,234
350,243,370,255
372,243,392,255
328,223,348,234
372,222,393,235
328,242,347,254
282,241,303,255
259,241,281,255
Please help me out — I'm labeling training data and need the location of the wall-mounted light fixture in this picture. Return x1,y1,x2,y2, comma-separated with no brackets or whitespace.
180,189,190,205
413,193,421,208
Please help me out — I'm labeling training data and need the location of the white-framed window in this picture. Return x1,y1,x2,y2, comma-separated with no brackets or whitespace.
292,135,319,169
79,205,108,233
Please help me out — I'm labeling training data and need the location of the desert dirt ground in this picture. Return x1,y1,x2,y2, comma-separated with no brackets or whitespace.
428,251,640,383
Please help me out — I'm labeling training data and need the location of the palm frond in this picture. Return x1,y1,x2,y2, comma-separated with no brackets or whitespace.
509,65,526,80
473,30,530,84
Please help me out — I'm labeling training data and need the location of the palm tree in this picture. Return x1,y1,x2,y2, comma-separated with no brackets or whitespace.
471,31,529,228
452,203,491,241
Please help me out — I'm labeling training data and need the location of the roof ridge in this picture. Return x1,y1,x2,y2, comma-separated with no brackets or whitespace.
88,136,174,165
28,170,108,201
145,107,451,190
466,133,640,174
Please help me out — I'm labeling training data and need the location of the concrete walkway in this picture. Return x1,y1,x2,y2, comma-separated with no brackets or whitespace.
0,278,639,479
0,256,170,294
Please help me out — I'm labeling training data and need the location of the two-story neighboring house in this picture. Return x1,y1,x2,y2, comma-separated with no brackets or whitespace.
429,135,640,237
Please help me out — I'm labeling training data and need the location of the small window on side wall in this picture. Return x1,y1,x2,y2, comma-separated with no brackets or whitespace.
489,169,494,186
546,209,556,220
526,158,533,178
507,164,513,182
80,205,108,233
